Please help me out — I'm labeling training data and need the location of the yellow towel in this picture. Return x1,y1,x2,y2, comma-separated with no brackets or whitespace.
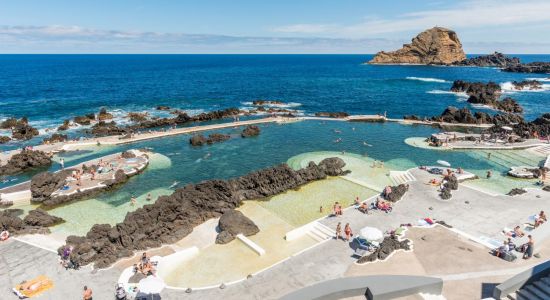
15,275,54,298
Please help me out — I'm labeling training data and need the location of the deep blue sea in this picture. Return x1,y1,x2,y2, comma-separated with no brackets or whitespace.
1,55,549,191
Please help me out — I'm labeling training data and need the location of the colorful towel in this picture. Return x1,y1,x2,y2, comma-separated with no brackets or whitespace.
13,275,54,298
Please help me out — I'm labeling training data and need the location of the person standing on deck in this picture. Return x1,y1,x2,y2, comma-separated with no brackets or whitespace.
60,158,64,170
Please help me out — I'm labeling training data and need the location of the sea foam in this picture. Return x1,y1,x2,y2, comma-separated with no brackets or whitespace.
406,77,448,83
501,81,550,93
427,90,469,98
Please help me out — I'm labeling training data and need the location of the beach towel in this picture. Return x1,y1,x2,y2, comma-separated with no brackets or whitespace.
13,275,54,298
424,218,434,225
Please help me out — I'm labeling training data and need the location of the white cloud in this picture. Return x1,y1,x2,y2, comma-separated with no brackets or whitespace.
272,0,550,39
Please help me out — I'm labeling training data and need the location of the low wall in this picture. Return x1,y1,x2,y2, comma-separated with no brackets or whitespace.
493,260,550,299
280,275,442,300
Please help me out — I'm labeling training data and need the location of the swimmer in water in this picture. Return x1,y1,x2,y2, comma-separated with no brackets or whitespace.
204,152,211,159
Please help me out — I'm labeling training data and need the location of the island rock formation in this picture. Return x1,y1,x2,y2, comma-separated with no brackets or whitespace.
189,133,231,146
215,210,259,244
241,125,260,138
61,157,348,268
450,80,523,113
0,150,52,176
369,27,466,65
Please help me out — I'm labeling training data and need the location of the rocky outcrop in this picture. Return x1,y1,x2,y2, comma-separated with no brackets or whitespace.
252,100,284,106
43,133,68,144
23,209,64,227
74,115,93,125
0,209,64,235
98,108,113,121
440,188,452,200
357,236,411,264
507,188,527,196
90,121,129,136
450,80,523,113
314,112,350,118
444,174,459,190
0,117,18,129
127,112,148,123
511,80,542,90
369,27,466,65
61,157,348,268
454,52,520,68
156,106,170,111
0,136,10,144
241,125,260,138
408,106,525,126
0,150,52,176
189,133,231,146
215,210,259,244
121,151,136,159
383,184,409,202
57,120,70,131
500,113,550,139
504,62,550,74
9,118,39,140
30,170,73,204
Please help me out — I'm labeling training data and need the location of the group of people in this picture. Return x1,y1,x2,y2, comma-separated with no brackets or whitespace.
335,222,353,241
135,252,155,275
496,211,547,260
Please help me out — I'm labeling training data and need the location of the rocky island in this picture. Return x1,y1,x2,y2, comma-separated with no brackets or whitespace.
368,27,466,65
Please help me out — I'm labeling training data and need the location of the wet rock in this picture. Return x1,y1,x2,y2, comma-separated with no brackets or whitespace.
190,133,231,146
315,112,349,118
0,136,11,144
0,209,58,235
43,133,68,144
121,151,136,159
0,117,18,129
23,209,64,227
10,118,39,140
156,106,171,111
98,108,113,121
454,52,520,68
0,150,52,176
507,188,527,196
241,125,260,138
512,80,542,90
62,157,347,268
57,120,70,131
90,121,129,136
357,236,411,263
369,27,466,65
450,80,523,113
504,62,550,74
127,112,148,123
252,100,284,106
215,210,259,244
430,106,524,125
74,115,93,125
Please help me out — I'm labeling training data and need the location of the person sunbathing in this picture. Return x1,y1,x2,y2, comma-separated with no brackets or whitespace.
358,202,369,214
514,226,525,238
535,211,547,228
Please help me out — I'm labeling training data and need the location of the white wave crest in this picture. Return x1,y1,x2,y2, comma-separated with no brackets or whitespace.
242,101,302,108
406,77,448,83
427,90,469,98
501,81,550,93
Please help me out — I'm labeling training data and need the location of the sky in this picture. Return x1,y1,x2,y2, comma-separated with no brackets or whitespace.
1,0,550,54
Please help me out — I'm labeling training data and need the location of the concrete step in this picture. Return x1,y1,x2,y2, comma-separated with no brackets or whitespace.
516,288,542,300
313,223,334,237
507,291,517,300
310,227,330,240
306,232,327,243
524,284,549,299
534,280,550,295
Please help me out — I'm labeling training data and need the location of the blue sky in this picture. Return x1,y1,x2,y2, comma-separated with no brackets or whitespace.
1,0,550,53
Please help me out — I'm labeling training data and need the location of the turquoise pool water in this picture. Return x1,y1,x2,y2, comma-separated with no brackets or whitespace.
2,120,546,236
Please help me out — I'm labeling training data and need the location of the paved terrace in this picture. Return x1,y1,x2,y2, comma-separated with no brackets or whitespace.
2,166,549,299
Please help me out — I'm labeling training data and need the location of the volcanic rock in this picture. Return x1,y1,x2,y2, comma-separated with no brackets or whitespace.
454,52,520,68
0,117,18,129
440,188,452,200
369,27,466,65
74,115,93,125
127,112,148,123
98,108,113,121
315,112,350,118
511,80,542,90
504,62,550,74
241,125,260,138
0,150,52,176
383,184,409,202
444,174,458,190
215,210,259,244
90,121,129,136
357,236,411,263
507,188,527,196
190,133,230,146
10,118,39,140
252,100,284,106
62,157,347,268
43,133,68,144
30,170,73,203
57,120,71,131
121,151,136,159
0,136,11,144
23,209,64,227
156,106,171,111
